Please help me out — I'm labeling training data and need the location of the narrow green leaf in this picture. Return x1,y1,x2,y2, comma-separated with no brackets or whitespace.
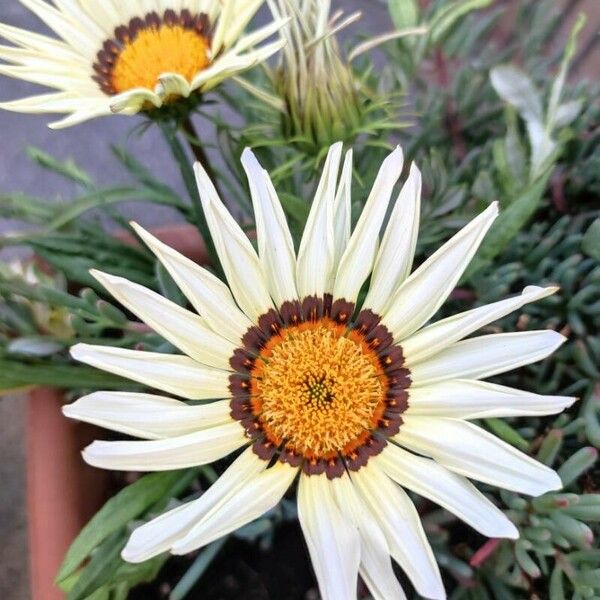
464,173,551,280
57,471,184,582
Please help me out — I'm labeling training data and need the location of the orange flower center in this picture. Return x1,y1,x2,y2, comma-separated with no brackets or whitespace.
112,26,210,94
251,321,387,460
229,296,411,479
93,10,211,98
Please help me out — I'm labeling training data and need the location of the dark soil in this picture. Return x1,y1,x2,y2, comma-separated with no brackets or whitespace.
130,523,320,600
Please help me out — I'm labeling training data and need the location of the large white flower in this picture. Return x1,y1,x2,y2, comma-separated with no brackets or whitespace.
65,144,574,600
0,0,286,128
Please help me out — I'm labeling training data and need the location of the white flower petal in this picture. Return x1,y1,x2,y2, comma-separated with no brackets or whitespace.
241,149,298,305
172,462,297,553
123,447,265,563
332,476,406,600
110,88,163,114
364,163,421,314
19,0,100,57
231,16,290,54
404,285,558,364
352,465,445,600
0,91,100,114
90,270,235,370
82,420,246,471
0,44,88,70
396,416,562,496
212,0,263,53
333,147,403,303
190,52,252,90
410,330,566,386
156,72,192,100
0,21,82,59
131,223,252,344
0,64,96,92
332,149,353,269
48,106,113,128
298,473,361,600
406,379,576,419
63,392,232,440
194,162,275,322
71,343,230,400
379,446,518,539
383,203,499,341
296,143,343,298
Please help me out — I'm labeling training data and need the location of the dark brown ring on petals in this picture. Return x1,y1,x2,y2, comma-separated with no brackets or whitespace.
230,295,410,478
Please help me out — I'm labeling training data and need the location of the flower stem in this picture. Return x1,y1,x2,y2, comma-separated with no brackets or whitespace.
158,120,222,275
182,116,218,181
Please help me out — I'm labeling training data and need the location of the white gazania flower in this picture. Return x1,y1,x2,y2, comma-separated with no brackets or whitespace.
65,143,575,600
0,0,287,128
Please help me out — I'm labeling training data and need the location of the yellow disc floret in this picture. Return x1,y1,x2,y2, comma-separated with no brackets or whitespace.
111,25,211,94
250,321,387,460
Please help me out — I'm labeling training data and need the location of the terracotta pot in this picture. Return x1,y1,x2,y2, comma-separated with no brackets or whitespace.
26,224,207,600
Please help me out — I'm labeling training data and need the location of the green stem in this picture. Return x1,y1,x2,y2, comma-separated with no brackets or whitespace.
182,117,218,184
158,121,221,274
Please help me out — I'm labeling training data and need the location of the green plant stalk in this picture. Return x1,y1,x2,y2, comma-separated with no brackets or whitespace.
157,121,221,274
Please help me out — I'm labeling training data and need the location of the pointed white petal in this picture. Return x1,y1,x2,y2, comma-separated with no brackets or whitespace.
91,270,235,370
296,143,342,297
396,416,562,496
331,150,353,270
352,465,445,600
241,149,298,305
82,421,246,471
63,392,232,440
379,446,518,539
410,330,566,385
406,379,576,419
404,285,558,364
110,88,163,115
123,447,265,562
0,91,98,114
194,162,275,322
364,163,421,314
131,223,252,344
332,476,406,600
0,21,82,59
383,203,499,341
0,44,88,70
298,474,360,600
19,0,100,57
48,107,113,129
172,462,297,553
333,147,403,303
70,344,230,400
231,16,290,54
212,0,264,53
190,52,254,90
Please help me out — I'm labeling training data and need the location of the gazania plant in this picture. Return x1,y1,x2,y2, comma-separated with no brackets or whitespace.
0,1,598,599
64,144,573,599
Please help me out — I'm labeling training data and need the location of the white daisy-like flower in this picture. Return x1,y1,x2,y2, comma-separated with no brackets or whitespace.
0,0,287,128
65,143,574,600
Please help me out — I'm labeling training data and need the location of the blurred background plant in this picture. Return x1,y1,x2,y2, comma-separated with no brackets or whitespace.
0,0,598,598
